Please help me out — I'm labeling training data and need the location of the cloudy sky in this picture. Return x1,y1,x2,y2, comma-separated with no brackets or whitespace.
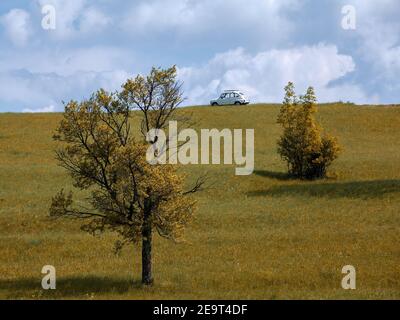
0,0,399,112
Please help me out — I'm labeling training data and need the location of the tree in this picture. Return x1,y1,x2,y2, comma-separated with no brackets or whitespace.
50,66,204,285
277,82,340,179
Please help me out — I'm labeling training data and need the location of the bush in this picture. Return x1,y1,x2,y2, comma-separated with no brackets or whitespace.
277,82,340,179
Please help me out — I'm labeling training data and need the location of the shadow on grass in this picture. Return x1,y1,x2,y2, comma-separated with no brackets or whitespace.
254,170,293,181
0,276,142,298
247,179,400,199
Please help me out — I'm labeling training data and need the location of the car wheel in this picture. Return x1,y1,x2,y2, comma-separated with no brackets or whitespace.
212,102,218,106
234,101,241,105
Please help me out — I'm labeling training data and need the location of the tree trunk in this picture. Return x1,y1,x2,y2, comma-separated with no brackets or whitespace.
142,200,153,285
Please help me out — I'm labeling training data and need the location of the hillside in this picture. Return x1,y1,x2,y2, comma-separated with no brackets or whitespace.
0,103,399,299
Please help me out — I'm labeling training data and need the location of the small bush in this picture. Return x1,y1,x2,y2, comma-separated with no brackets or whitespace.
277,82,340,180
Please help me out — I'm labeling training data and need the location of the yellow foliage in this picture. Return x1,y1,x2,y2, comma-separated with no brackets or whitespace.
277,82,340,179
50,68,196,251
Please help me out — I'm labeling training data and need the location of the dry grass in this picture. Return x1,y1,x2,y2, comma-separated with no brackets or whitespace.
0,103,399,299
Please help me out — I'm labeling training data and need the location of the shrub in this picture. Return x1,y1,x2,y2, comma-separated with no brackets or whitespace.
277,82,340,179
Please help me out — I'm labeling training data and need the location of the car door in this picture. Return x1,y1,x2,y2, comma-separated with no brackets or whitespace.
226,93,235,105
233,93,240,104
218,93,227,105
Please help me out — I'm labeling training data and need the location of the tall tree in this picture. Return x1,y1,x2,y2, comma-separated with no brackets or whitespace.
50,66,204,285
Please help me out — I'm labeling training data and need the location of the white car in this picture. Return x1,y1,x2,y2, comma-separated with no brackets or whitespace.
210,90,250,106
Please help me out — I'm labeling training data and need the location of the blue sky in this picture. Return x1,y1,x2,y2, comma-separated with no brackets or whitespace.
0,0,399,112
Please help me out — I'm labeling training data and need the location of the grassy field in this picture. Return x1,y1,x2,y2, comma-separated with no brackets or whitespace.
0,103,399,299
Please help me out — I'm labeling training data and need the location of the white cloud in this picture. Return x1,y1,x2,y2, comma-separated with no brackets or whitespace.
0,9,31,46
363,23,400,78
346,0,400,89
0,69,130,112
79,7,112,33
23,105,56,113
178,44,370,105
0,46,132,76
122,0,299,42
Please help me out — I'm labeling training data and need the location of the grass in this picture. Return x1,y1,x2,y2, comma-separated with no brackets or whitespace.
0,103,399,299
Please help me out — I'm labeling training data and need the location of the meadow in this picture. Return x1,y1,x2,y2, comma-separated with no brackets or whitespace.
0,103,399,299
